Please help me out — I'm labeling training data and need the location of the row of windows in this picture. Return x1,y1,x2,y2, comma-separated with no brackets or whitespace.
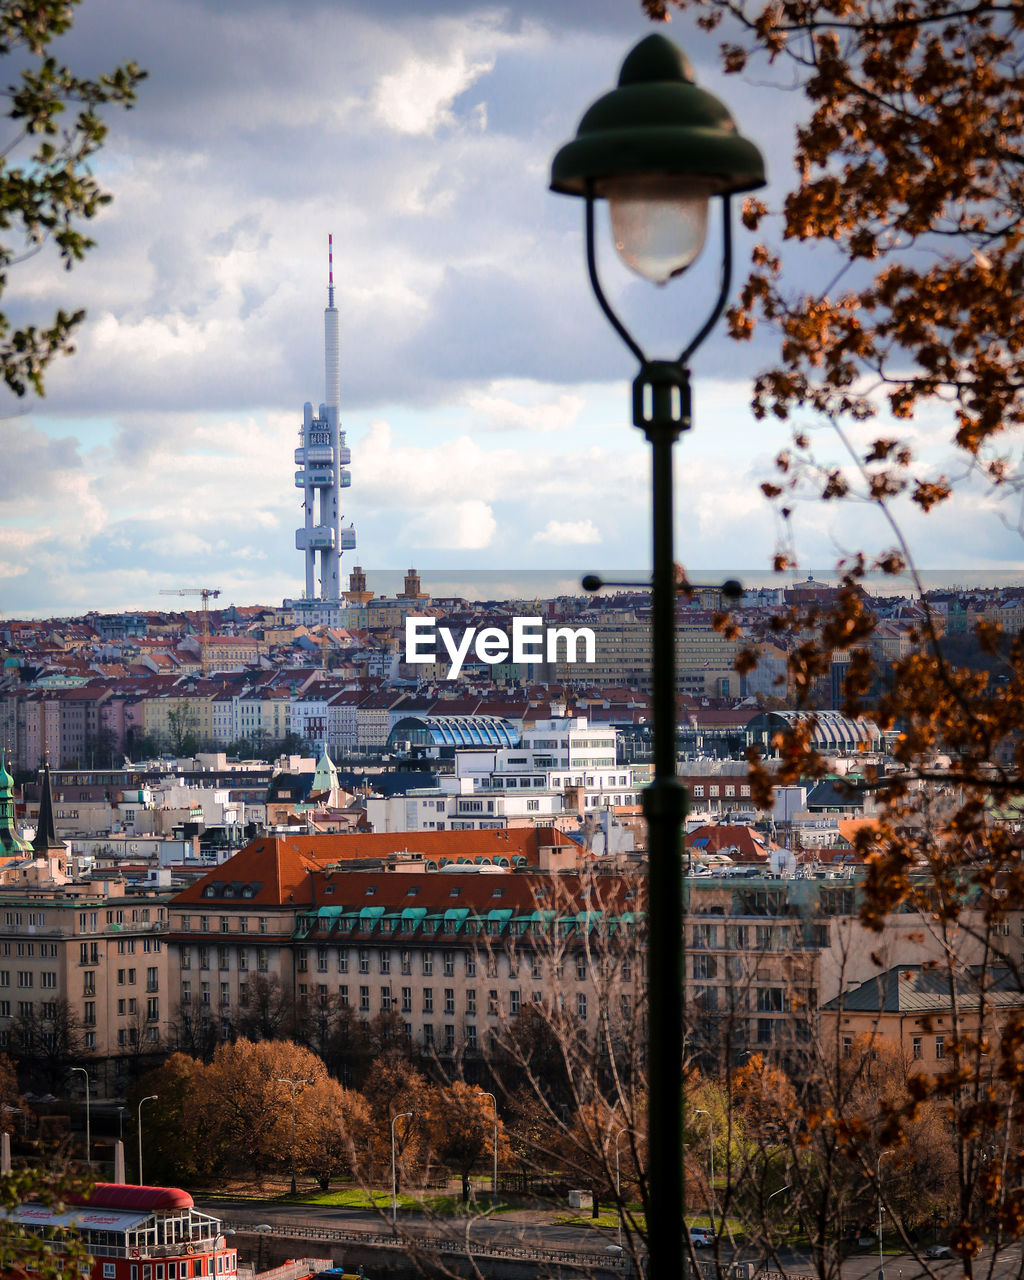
182,944,623,983
0,942,59,958
0,971,59,989
690,784,752,798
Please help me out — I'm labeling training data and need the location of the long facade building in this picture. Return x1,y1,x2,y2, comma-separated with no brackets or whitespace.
160,834,997,1065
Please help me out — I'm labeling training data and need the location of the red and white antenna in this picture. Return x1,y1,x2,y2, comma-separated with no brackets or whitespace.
328,233,335,308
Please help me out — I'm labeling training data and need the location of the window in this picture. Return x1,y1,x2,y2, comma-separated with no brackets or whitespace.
576,955,586,981
200,916,209,933
296,949,308,972
842,1035,852,1058
317,948,328,973
381,989,392,1012
359,949,370,974
338,985,349,1006
488,989,499,1016
423,1024,434,1045
218,947,230,971
466,1023,477,1049
444,988,455,1015
401,986,412,1013
445,1024,456,1051
510,989,520,1016
84,1002,95,1026
258,917,268,934
220,916,230,933
466,989,476,1015
466,954,476,977
577,993,588,1021
118,999,126,1015
422,952,433,976
379,951,390,975
257,948,268,971
423,988,434,1013
400,950,411,976
936,1035,945,1059
41,972,56,989
912,1036,922,1060
443,951,455,976
17,973,32,988
104,1265,117,1278
359,986,370,1012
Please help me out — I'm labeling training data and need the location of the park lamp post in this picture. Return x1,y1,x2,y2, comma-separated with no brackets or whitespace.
614,1126,629,1250
550,34,765,1280
71,1066,90,1169
481,1090,498,1199
137,1094,158,1186
878,1148,894,1280
391,1111,413,1225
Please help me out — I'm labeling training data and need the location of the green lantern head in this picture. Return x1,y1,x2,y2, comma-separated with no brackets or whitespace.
551,35,766,284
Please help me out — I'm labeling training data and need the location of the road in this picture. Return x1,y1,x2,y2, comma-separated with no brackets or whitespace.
197,1200,1023,1279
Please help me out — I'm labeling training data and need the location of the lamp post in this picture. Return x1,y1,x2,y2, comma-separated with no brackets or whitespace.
71,1066,90,1169
550,34,765,1280
137,1094,158,1186
481,1090,498,1199
614,1126,629,1250
693,1108,714,1222
276,1077,311,1196
391,1111,413,1224
878,1149,894,1280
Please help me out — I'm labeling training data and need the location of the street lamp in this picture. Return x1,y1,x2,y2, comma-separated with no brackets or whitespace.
481,1090,498,1200
71,1066,90,1169
276,1077,311,1196
614,1126,629,1250
693,1108,714,1222
551,34,765,1280
878,1149,894,1280
137,1094,158,1186
391,1111,413,1224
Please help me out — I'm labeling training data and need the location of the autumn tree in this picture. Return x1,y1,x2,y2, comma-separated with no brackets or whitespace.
295,1076,371,1192
0,0,145,396
360,1054,431,1190
423,1082,510,1204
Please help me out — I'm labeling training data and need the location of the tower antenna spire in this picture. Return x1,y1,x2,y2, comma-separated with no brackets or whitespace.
328,232,334,309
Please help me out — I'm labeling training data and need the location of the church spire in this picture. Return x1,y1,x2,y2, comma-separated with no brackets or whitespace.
32,759,63,858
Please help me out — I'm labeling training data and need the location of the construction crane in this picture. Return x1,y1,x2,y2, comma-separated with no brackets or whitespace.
159,587,221,675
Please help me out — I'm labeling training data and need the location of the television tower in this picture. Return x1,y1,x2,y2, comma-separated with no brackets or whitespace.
294,235,356,601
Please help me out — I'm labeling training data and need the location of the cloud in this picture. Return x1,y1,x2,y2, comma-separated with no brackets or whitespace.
533,519,601,545
374,47,495,137
403,499,497,550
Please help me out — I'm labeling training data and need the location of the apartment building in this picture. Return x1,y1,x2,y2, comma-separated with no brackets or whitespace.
163,834,1019,1070
0,881,170,1090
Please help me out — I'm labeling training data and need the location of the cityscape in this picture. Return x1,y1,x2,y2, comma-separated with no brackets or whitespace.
1,1,1022,1280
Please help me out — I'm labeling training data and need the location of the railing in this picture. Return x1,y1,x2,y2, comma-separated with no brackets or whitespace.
247,1259,331,1280
224,1218,632,1272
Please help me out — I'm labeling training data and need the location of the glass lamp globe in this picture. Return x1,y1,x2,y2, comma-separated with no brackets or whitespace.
601,175,711,284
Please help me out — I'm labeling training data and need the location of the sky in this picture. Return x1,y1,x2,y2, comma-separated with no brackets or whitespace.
1,0,1022,618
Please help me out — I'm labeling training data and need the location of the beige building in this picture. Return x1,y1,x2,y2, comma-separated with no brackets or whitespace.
0,879,171,1090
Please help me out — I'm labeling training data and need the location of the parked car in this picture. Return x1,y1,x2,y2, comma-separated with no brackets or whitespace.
925,1245,952,1258
689,1227,716,1248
